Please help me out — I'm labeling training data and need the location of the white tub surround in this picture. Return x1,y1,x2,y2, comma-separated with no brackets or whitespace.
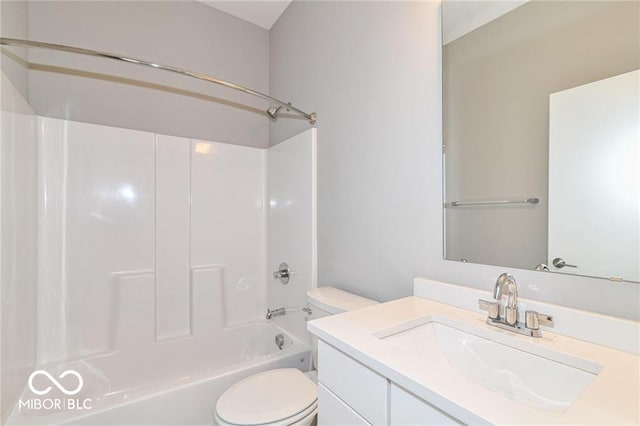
3,116,317,425
1,72,38,424
36,117,268,362
308,279,640,425
32,118,317,365
267,129,318,323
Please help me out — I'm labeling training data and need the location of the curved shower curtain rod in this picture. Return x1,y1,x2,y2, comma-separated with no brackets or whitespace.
0,37,317,125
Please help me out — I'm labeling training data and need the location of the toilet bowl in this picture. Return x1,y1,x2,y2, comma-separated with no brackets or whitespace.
214,287,378,426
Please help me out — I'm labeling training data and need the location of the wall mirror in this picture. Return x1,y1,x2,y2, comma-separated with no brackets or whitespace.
442,1,639,282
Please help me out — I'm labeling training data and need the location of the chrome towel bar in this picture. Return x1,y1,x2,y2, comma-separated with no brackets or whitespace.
447,197,539,207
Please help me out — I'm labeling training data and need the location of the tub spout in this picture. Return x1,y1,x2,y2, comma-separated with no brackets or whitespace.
266,307,286,320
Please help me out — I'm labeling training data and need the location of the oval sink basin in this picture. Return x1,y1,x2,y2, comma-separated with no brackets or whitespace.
376,315,602,411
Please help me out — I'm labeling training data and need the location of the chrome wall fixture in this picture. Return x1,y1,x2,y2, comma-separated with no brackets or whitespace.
447,197,539,207
266,307,286,320
552,257,577,269
0,37,317,124
273,262,290,285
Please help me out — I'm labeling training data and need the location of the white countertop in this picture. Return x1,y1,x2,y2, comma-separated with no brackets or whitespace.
308,296,640,425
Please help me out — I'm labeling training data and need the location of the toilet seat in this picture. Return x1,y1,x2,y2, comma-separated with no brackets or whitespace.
215,402,317,426
215,368,317,426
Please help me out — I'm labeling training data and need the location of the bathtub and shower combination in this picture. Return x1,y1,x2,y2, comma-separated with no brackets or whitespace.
10,318,310,425
2,38,317,425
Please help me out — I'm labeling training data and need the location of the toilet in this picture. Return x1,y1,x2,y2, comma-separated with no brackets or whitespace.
214,287,378,426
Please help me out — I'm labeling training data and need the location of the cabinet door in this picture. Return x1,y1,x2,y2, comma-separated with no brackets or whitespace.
318,341,387,424
318,383,371,426
390,384,461,425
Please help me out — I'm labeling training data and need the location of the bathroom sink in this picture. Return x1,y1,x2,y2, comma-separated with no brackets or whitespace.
375,315,602,411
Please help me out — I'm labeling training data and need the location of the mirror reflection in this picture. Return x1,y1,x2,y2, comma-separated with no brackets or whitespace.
442,1,639,282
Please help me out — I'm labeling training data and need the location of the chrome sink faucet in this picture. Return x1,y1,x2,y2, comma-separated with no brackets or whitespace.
493,273,518,325
479,273,554,338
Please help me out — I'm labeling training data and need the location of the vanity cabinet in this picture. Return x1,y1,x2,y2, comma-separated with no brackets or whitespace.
389,384,460,425
317,341,462,425
317,340,386,424
317,383,370,425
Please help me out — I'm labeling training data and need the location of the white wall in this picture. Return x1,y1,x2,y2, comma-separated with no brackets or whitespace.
270,1,640,320
37,117,266,363
26,1,270,148
0,73,38,423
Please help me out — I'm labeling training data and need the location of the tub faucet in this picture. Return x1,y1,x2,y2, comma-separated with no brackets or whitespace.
266,307,286,320
479,273,554,338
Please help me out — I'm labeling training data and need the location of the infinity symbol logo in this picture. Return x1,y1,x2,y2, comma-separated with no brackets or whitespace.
28,370,84,396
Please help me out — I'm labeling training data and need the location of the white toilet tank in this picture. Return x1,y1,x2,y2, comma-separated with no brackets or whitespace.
305,287,377,368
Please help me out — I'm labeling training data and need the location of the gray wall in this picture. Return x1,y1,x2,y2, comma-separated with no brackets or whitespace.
271,1,640,320
270,1,435,302
444,1,640,270
27,1,270,147
0,0,29,100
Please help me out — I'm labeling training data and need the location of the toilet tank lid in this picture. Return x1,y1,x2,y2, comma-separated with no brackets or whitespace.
306,287,378,314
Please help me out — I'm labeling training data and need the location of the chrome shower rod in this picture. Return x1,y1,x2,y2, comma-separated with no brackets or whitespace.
0,37,317,124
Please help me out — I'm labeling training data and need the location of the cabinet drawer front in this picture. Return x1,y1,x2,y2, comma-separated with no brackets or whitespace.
390,384,461,425
318,383,371,426
318,341,387,424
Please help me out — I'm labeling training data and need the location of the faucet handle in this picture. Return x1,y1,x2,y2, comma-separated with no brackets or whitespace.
505,306,518,326
525,310,554,330
478,299,499,319
538,314,554,327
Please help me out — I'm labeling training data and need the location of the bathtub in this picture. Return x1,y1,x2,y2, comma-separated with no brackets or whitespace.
7,321,310,425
